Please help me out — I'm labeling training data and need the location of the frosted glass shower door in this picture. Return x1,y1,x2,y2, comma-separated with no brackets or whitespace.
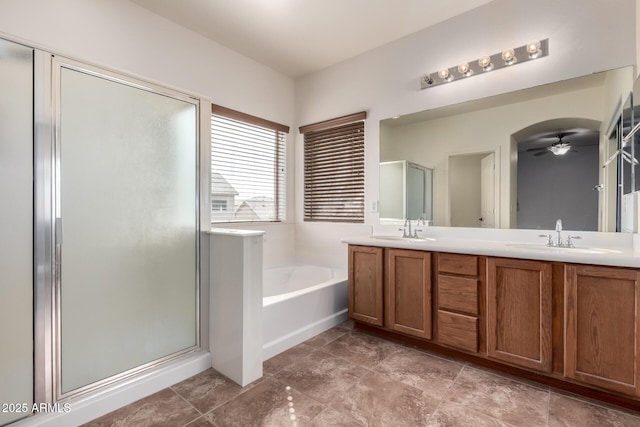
0,38,33,427
57,64,198,395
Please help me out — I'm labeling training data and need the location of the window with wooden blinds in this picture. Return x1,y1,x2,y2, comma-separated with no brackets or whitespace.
211,105,289,223
300,112,366,222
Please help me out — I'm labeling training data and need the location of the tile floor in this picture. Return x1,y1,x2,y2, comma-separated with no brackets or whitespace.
84,322,640,426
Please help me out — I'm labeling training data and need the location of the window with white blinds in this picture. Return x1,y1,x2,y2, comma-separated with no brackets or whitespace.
211,105,288,222
300,112,366,223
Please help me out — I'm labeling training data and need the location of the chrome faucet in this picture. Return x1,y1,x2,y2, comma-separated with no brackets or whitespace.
399,219,412,238
412,218,423,238
555,219,563,247
539,219,582,247
398,219,423,238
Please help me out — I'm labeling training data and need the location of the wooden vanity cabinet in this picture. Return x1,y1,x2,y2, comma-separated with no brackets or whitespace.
487,257,553,372
565,264,640,396
348,245,384,326
386,248,432,339
348,243,640,407
436,253,481,353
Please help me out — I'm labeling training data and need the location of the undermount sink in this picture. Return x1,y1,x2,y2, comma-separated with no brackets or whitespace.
505,243,622,255
370,235,435,243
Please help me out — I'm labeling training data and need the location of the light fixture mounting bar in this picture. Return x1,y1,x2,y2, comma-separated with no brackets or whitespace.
420,38,549,90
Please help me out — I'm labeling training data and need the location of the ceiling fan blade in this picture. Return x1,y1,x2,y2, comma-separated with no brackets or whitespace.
534,150,549,156
526,147,548,152
535,130,580,139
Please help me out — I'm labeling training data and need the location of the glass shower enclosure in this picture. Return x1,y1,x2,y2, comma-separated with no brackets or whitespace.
39,58,200,400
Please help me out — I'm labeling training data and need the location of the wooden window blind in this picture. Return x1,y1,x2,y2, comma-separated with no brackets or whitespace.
211,105,289,223
300,112,366,222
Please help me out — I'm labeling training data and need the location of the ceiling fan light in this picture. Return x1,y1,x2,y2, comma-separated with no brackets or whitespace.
549,144,570,155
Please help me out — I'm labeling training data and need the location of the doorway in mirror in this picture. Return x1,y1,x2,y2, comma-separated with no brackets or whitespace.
448,150,497,228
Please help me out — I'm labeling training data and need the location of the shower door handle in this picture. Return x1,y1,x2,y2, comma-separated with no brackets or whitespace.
54,216,63,284
55,217,63,244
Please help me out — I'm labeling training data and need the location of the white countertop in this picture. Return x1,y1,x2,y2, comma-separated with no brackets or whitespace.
342,229,640,268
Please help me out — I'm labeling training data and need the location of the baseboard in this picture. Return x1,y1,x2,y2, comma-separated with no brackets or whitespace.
262,309,348,360
11,351,211,427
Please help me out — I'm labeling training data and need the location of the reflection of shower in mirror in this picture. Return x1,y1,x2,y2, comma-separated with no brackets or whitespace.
379,160,433,222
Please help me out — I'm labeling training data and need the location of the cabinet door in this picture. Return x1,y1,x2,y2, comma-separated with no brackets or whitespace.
565,265,640,396
348,245,384,326
487,258,553,372
387,249,432,339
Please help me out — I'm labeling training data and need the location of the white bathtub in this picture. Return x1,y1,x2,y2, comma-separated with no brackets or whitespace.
262,264,348,360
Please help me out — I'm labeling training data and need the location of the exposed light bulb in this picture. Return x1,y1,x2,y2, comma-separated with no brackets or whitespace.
502,48,516,65
478,55,492,71
420,38,548,91
457,62,471,76
526,40,542,58
438,68,451,81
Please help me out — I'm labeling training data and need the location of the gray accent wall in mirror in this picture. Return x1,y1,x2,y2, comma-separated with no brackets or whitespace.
379,66,634,232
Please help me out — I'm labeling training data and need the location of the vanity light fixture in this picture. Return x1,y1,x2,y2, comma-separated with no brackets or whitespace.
501,48,516,65
458,62,472,76
526,39,542,58
420,38,549,90
438,68,452,81
478,55,493,71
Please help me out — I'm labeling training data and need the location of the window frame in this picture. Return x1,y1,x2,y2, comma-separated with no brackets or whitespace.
210,104,289,224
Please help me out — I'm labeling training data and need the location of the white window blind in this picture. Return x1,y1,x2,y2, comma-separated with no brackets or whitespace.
211,105,288,222
300,112,366,223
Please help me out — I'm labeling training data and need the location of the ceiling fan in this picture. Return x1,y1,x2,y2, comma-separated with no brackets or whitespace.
526,132,577,156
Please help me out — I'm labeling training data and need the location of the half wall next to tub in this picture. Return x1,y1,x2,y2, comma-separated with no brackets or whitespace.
207,222,366,362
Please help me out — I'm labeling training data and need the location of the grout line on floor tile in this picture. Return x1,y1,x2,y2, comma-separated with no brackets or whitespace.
462,363,551,392
545,388,551,427
270,375,330,424
433,362,467,413
549,388,640,418
168,386,207,422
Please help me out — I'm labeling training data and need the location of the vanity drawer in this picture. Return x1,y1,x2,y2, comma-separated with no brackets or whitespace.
438,253,478,276
437,310,478,353
438,275,478,315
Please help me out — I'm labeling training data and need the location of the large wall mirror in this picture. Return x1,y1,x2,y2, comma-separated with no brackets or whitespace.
380,66,634,232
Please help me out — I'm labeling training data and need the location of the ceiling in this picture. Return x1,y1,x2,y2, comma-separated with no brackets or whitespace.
130,0,493,78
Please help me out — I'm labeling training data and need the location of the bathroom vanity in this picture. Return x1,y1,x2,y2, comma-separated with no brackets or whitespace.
343,235,640,410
